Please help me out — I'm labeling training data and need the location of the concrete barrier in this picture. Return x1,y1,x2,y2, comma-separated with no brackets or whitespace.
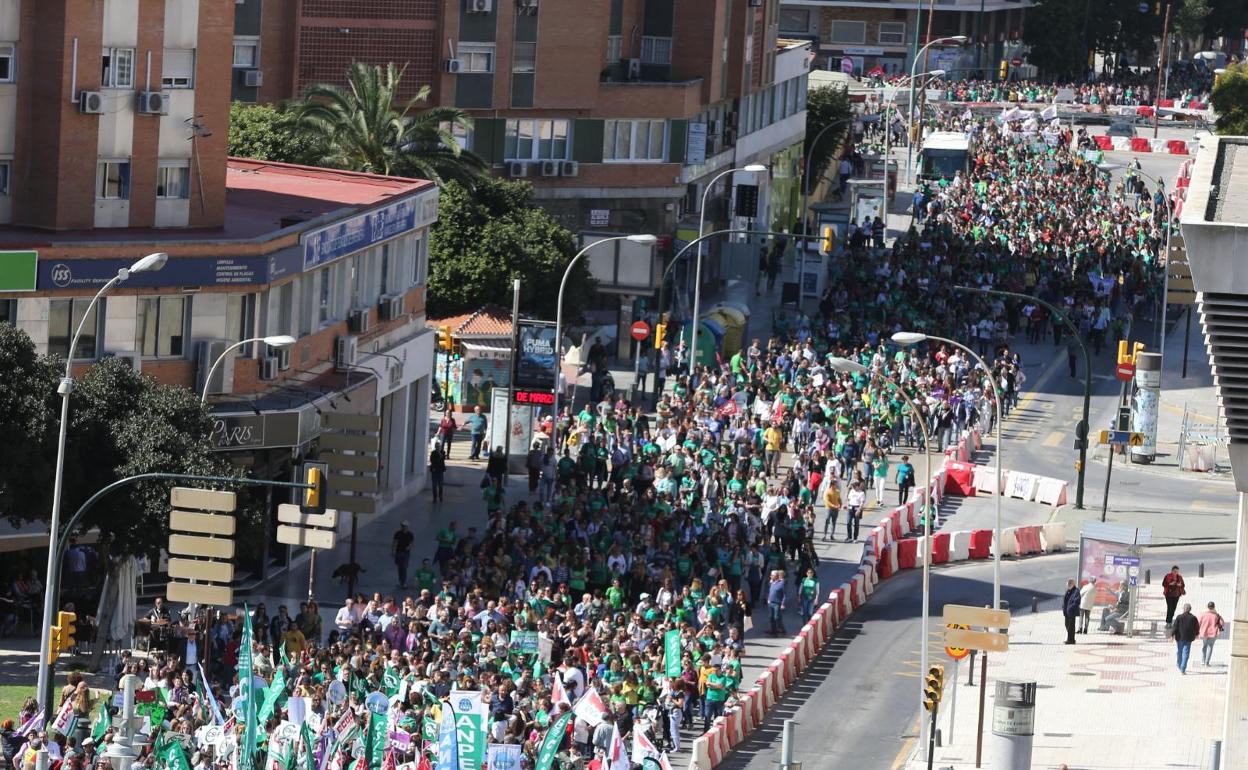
690,736,711,770
1041,521,1067,552
949,530,972,562
1014,525,1043,555
995,527,1019,557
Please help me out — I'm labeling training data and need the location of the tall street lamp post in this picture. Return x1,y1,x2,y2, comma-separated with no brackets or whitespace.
200,336,297,403
906,35,967,186
894,331,1003,610
554,234,657,448
36,251,168,711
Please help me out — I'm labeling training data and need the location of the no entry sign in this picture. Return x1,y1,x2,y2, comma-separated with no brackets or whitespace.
630,321,650,341
1116,362,1135,381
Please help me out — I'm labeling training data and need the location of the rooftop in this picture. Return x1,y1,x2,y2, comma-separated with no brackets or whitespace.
0,159,433,247
428,304,514,339
1208,138,1248,225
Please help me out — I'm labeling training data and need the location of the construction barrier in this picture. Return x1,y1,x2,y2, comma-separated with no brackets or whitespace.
878,542,898,578
1130,137,1152,153
969,529,993,559
1005,470,1039,501
995,527,1019,557
691,736,711,770
970,429,982,450
949,530,972,562
756,669,777,711
725,707,747,746
897,537,919,569
706,722,729,766
889,510,905,541
973,464,1000,495
1041,521,1067,552
1014,525,1044,555
1034,476,1068,507
905,501,918,532
931,532,951,564
778,647,798,687
944,460,977,495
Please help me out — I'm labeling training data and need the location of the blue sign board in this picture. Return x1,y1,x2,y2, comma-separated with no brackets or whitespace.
300,188,439,272
38,249,303,291
1108,554,1142,587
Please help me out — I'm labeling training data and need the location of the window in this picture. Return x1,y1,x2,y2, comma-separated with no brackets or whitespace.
101,47,135,88
135,296,186,358
829,21,866,45
0,43,15,82
504,119,570,161
457,42,495,73
640,36,672,65
878,22,906,45
411,235,428,287
225,294,253,346
0,159,10,196
232,37,258,68
744,32,753,65
156,162,189,199
97,160,131,200
48,298,99,361
606,35,622,64
513,42,536,73
161,49,195,88
0,299,14,325
778,9,810,34
603,119,666,162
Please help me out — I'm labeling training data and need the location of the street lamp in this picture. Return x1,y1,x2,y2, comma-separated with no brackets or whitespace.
828,355,933,750
554,234,657,447
906,35,967,185
200,335,297,403
893,331,1003,610
881,69,945,206
35,251,168,711
690,165,766,378
1096,162,1175,356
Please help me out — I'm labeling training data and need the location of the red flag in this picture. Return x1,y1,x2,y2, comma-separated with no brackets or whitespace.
551,672,571,708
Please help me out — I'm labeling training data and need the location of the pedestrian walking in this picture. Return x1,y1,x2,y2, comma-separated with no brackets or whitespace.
822,480,841,540
437,411,458,455
871,452,889,506
428,443,447,502
1162,565,1186,627
845,481,865,542
895,455,915,505
1062,579,1080,644
392,521,414,589
525,441,543,495
466,406,488,460
799,568,819,620
487,445,507,487
767,570,787,636
1199,601,1226,666
1171,603,1199,674
1078,578,1095,634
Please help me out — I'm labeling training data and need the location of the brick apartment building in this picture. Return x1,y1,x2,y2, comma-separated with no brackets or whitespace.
0,0,440,582
234,0,812,345
779,0,1032,78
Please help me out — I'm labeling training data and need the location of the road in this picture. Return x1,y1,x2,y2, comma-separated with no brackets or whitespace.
717,544,1235,770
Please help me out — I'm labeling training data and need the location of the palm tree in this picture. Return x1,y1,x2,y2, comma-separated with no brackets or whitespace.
286,62,485,185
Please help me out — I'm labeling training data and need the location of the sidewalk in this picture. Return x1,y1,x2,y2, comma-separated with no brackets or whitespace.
907,567,1230,770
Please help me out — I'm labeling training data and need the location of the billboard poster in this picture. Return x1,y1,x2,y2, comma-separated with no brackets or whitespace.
513,321,557,392
1078,537,1138,606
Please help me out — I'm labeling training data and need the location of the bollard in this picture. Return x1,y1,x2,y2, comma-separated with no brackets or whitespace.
1145,569,1151,585
1200,562,1205,578
934,728,942,747
1031,596,1038,613
989,680,1036,770
1209,738,1221,770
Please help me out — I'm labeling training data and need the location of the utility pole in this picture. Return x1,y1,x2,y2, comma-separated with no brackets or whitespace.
1153,0,1172,139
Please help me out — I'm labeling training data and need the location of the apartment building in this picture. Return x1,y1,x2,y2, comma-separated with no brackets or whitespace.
0,1,440,581
779,0,1032,77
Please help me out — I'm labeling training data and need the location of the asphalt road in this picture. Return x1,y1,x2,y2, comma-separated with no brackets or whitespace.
717,544,1235,770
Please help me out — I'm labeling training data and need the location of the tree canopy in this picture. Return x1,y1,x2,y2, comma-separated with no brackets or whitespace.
228,101,321,165
427,177,595,321
803,85,853,219
1211,63,1248,135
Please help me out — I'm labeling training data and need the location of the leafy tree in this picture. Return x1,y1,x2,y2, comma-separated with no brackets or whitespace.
427,177,594,320
803,85,853,220
0,324,57,524
1022,0,1087,78
228,101,322,165
1173,0,1211,45
1211,63,1248,135
286,62,486,185
1205,0,1248,41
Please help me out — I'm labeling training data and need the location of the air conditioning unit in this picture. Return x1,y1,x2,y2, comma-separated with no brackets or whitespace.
540,160,559,177
465,0,492,12
195,339,234,396
138,91,170,115
560,160,579,177
347,308,371,334
444,58,463,74
625,58,641,80
243,69,263,87
335,335,359,372
103,351,142,373
259,356,280,381
378,294,405,322
507,161,528,178
517,0,538,12
266,343,292,371
78,91,105,114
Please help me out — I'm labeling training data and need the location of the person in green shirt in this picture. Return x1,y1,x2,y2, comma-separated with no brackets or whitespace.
702,666,730,730
799,568,820,620
872,453,890,507
414,559,437,593
434,521,457,574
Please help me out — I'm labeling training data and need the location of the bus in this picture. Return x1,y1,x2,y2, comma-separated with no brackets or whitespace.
919,131,972,182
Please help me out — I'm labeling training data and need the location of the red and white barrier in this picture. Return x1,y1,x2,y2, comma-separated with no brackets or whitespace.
1041,521,1067,552
949,530,972,562
995,528,1019,557
706,721,729,766
1034,476,1068,507
878,543,898,578
691,736,711,770
1014,525,1044,555
972,464,1000,495
1004,470,1040,501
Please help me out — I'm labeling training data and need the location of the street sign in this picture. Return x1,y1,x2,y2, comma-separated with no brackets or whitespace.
630,321,650,341
944,627,1010,653
276,504,338,529
275,502,339,549
1105,554,1142,587
1098,430,1146,446
1115,362,1135,381
166,486,237,606
276,525,336,549
945,623,971,660
942,605,1011,629
167,582,233,607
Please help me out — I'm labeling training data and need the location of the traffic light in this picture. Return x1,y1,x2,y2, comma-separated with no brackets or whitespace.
301,461,328,515
820,225,834,255
923,664,946,711
1117,340,1129,365
57,611,77,653
437,324,453,352
1131,342,1146,364
655,322,667,350
999,60,1008,79
48,626,62,664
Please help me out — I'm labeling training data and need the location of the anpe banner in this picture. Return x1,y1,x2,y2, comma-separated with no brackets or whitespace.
487,743,522,770
448,690,487,770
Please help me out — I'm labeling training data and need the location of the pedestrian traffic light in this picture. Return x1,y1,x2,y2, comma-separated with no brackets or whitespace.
923,664,945,711
999,60,1008,79
1131,342,1146,364
301,461,328,515
655,322,666,350
820,225,834,255
48,626,62,664
437,324,453,352
56,611,77,653
1117,340,1129,365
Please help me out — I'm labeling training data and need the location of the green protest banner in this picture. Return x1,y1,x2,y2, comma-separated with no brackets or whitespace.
534,710,574,770
449,690,486,770
241,605,258,768
663,629,682,678
258,669,288,726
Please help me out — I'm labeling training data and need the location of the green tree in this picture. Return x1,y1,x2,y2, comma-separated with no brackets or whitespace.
427,177,594,320
228,101,322,165
803,85,853,217
0,323,57,523
1211,63,1248,135
286,62,485,185
1022,0,1087,78
1173,0,1211,45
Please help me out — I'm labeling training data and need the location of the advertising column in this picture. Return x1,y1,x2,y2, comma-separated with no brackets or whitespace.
1130,352,1161,463
512,321,558,470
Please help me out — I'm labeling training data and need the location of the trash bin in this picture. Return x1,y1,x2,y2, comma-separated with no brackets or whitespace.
990,680,1036,770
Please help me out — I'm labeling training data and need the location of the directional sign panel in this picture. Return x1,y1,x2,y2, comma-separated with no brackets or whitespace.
275,502,338,550
276,525,336,549
942,605,1012,629
276,504,338,529
320,413,381,516
167,582,234,607
944,627,1009,653
166,487,236,606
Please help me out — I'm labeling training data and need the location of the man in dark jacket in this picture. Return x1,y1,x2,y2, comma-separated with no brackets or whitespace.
1172,603,1200,674
1062,579,1080,644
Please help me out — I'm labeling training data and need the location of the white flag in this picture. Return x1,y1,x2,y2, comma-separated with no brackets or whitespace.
572,686,607,727
609,723,630,770
631,727,661,765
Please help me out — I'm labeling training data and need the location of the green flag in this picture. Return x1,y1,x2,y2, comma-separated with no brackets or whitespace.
383,667,400,696
162,740,193,770
534,710,574,770
300,720,317,770
663,629,682,678
367,709,388,770
90,698,110,744
258,668,288,726
241,604,259,768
